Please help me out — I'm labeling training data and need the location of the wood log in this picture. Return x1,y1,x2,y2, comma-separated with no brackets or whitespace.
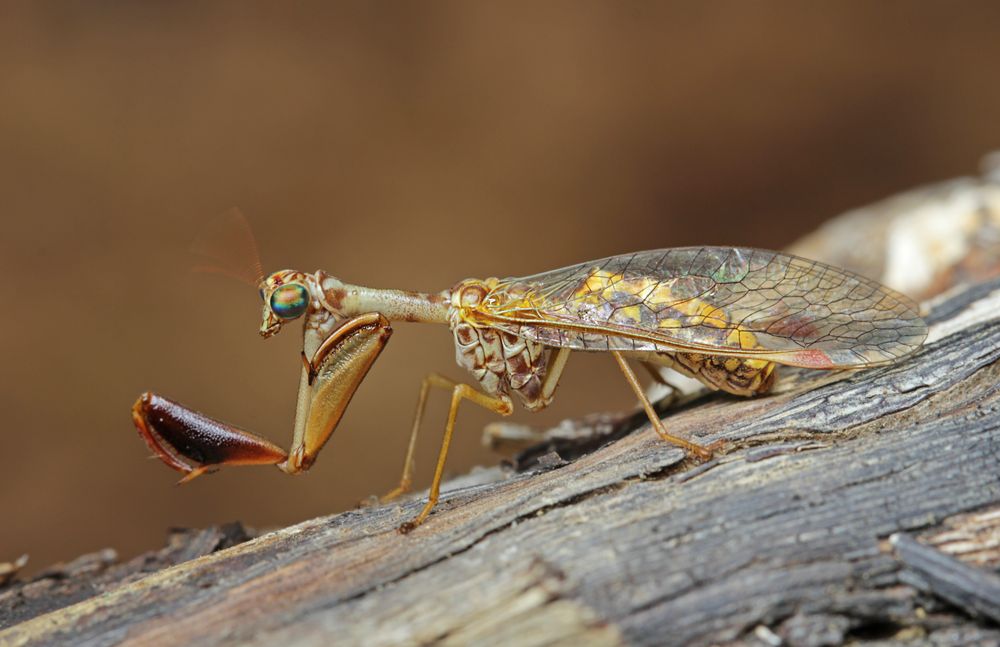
2,275,999,646
4,172,1000,645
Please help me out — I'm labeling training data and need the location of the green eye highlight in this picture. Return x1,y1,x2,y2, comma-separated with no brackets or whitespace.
269,284,309,320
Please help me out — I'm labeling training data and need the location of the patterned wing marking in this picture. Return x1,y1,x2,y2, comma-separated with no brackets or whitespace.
477,247,927,369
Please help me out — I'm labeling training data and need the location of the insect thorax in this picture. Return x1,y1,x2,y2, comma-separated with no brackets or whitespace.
448,279,552,411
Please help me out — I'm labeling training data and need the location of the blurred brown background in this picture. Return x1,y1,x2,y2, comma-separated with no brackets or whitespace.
2,2,1000,572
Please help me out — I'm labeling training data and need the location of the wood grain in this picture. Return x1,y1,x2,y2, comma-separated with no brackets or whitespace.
3,277,1000,647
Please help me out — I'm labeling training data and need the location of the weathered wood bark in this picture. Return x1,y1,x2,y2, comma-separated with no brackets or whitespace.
3,273,1000,646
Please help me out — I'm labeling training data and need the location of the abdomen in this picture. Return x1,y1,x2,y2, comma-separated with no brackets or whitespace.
636,351,776,397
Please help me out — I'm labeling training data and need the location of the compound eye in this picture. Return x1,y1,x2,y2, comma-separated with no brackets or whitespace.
269,284,309,320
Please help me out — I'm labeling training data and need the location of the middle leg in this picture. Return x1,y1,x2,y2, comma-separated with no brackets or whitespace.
612,351,714,460
394,374,513,532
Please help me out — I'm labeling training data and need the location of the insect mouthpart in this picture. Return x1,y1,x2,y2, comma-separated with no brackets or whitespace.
260,310,283,337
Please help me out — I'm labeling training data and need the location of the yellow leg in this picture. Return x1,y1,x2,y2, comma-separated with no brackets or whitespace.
480,347,572,451
612,352,713,460
396,375,512,533
380,373,440,503
540,347,571,403
386,349,570,502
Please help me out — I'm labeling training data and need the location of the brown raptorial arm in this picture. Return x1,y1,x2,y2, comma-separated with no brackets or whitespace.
132,392,288,483
132,313,392,481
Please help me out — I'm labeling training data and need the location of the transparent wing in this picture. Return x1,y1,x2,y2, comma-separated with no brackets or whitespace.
479,247,927,369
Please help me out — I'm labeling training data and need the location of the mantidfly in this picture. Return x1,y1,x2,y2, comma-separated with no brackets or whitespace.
133,212,927,532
